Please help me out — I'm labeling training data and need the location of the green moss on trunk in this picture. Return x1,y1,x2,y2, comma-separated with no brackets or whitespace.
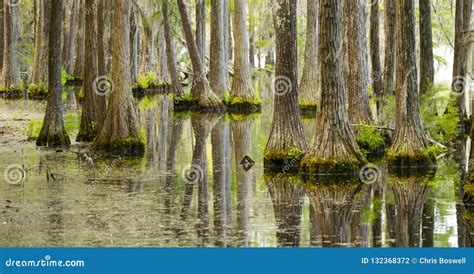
300,157,364,175
36,130,71,148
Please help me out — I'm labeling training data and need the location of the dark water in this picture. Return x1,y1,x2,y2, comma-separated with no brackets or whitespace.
0,94,470,247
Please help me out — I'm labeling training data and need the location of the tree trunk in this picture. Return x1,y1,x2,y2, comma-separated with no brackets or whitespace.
343,0,372,124
3,0,21,87
210,0,227,95
231,0,256,101
37,0,70,147
95,0,107,129
177,0,224,110
0,0,5,72
94,0,144,155
264,0,307,163
299,0,319,107
301,0,365,174
77,0,99,142
195,0,206,64
389,0,432,166
419,0,434,97
64,0,78,75
162,1,183,96
383,0,396,99
73,0,84,79
370,1,383,118
451,0,472,122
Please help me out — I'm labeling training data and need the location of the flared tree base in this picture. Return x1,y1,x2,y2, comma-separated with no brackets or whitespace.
173,94,225,113
76,129,97,143
93,137,145,156
225,97,261,114
300,157,365,176
36,131,71,148
387,150,437,174
299,103,317,117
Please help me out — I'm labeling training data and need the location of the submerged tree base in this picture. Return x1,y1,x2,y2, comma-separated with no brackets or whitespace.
299,103,317,117
36,131,71,148
387,147,439,173
300,157,365,176
173,94,226,113
93,138,145,156
224,97,261,114
264,149,304,173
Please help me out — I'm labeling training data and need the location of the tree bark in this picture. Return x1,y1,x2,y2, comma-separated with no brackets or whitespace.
383,0,396,99
195,0,206,64
162,0,184,96
301,0,365,173
210,0,227,95
94,0,143,155
3,0,21,87
77,0,99,142
299,0,319,107
264,0,307,162
370,0,383,117
177,0,224,110
343,0,372,124
37,0,70,147
231,0,255,100
0,0,5,72
389,0,431,165
73,0,84,79
64,0,78,75
419,0,434,97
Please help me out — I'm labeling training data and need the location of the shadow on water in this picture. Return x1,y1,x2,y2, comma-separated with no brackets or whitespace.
0,94,468,247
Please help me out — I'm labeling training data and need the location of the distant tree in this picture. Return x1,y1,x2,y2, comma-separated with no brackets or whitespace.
3,0,21,87
301,0,365,174
264,0,307,163
231,0,257,104
419,0,434,96
162,0,184,96
389,0,432,165
63,0,78,75
177,0,224,110
299,0,319,108
94,0,144,155
37,0,70,147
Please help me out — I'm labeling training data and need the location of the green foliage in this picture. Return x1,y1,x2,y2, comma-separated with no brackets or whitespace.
138,96,159,110
137,72,160,89
24,119,43,140
64,113,80,133
24,113,79,140
421,84,459,144
61,70,74,85
356,124,385,153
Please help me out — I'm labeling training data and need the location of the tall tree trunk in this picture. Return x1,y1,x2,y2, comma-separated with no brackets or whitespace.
370,0,383,118
162,1,183,96
223,0,230,76
210,0,227,95
73,0,84,79
0,0,4,72
301,0,365,174
77,0,99,142
264,0,307,163
452,0,472,122
231,0,255,101
389,0,432,165
37,0,70,147
95,0,107,129
64,0,78,75
419,0,434,97
94,0,144,155
195,0,206,64
3,0,21,87
177,0,224,110
383,0,396,100
299,0,319,107
343,0,372,124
